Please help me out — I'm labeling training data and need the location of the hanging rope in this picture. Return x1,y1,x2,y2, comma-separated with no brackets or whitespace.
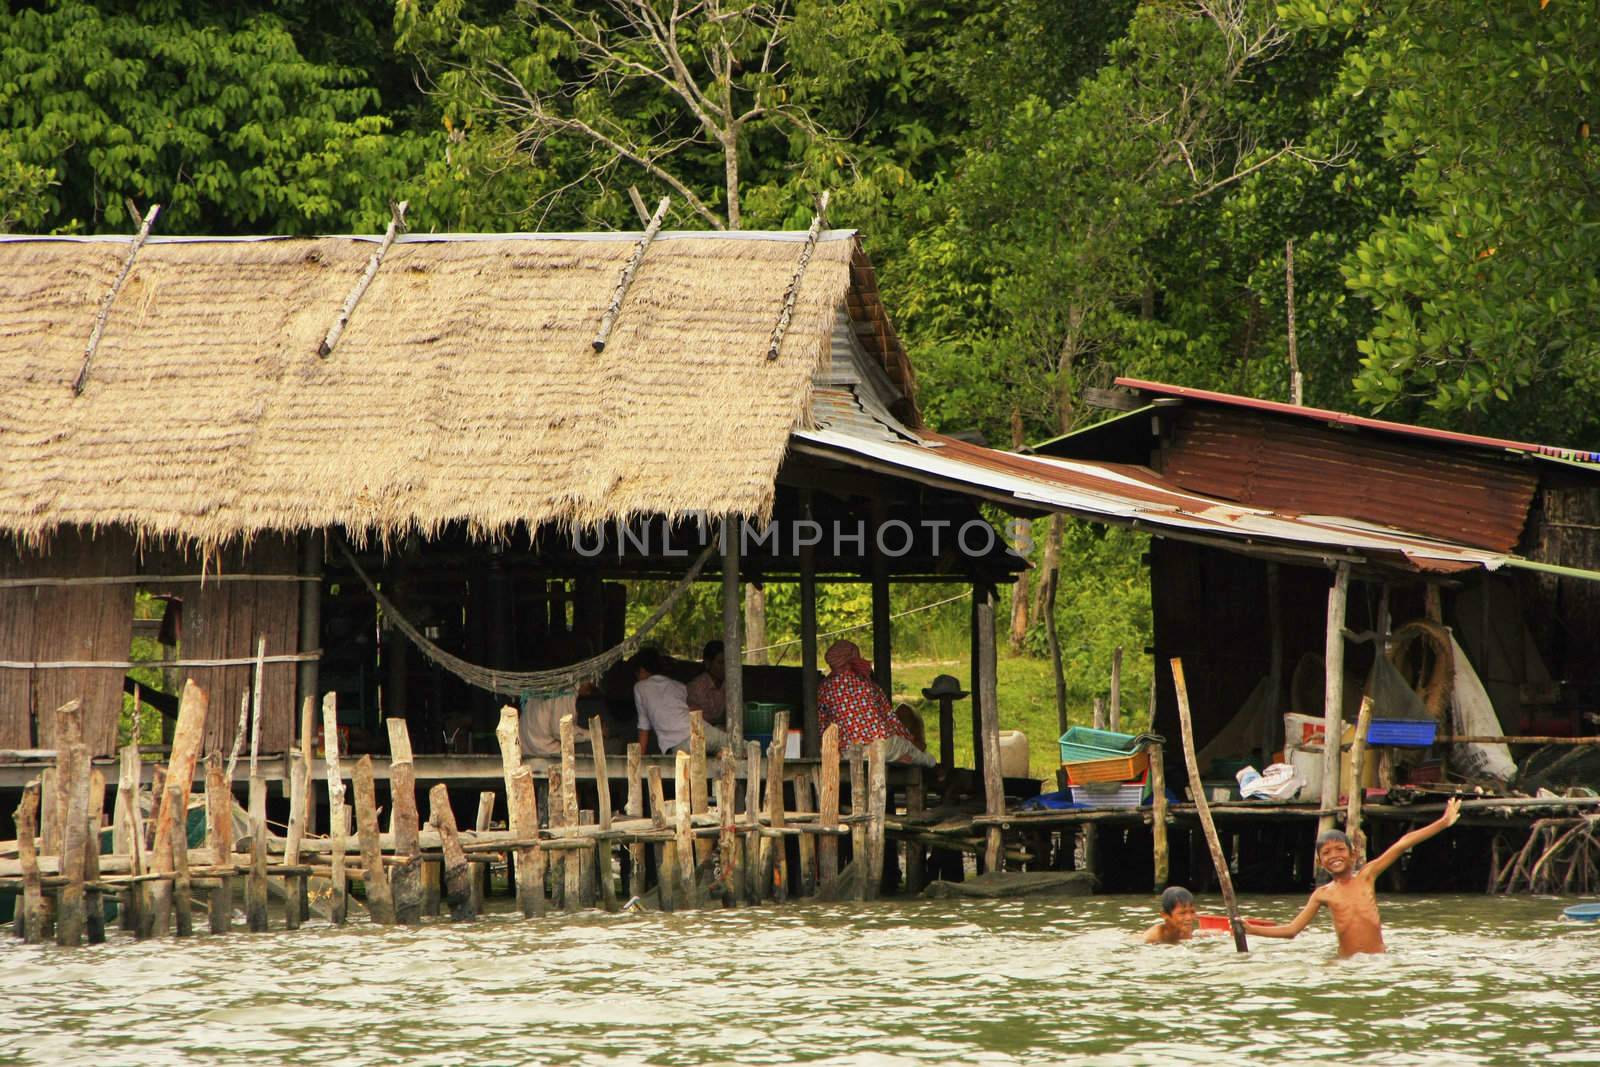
334,535,717,697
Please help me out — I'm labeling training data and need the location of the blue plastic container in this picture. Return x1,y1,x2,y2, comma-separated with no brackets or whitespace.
1562,903,1600,922
1366,718,1437,747
1058,725,1141,764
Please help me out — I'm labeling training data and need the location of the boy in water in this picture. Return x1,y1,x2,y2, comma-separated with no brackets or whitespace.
1245,797,1461,957
1143,886,1198,944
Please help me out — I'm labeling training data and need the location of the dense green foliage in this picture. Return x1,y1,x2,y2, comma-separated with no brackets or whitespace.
8,1,1595,738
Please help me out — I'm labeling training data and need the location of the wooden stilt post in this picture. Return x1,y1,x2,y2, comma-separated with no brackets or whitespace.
352,755,395,924
1172,657,1248,952
689,712,711,866
743,741,762,905
115,744,141,930
674,750,697,908
1345,697,1374,858
386,719,423,924
559,715,581,911
800,490,820,755
850,749,867,901
296,693,316,916
508,768,544,918
818,724,841,899
870,501,893,700
204,753,232,934
84,769,106,944
246,774,270,931
548,764,567,910
15,781,44,943
578,810,597,906
625,744,644,897
795,771,817,897
904,766,926,894
150,679,208,937
284,750,308,931
649,765,674,912
866,739,887,900
1151,741,1170,889
717,751,738,907
166,785,193,937
321,692,348,925
764,710,789,901
1110,646,1123,733
977,586,1005,873
471,791,495,913
590,717,618,913
1318,563,1351,844
723,516,744,748
429,784,474,921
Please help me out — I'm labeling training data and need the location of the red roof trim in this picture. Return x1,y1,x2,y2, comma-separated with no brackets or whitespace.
1114,378,1600,465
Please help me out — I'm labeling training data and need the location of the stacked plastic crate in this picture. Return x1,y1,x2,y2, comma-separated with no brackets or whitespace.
1058,727,1152,808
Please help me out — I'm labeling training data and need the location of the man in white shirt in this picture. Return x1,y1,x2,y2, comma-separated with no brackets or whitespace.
632,647,732,755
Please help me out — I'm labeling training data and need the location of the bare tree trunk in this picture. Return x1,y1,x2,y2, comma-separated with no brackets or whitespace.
723,133,741,230
1007,407,1030,653
1044,515,1067,739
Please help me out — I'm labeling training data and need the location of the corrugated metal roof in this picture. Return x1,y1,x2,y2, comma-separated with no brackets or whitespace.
789,426,1522,573
1163,407,1539,553
1116,377,1600,465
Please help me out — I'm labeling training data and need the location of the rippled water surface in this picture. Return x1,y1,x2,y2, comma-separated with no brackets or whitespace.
3,893,1598,1065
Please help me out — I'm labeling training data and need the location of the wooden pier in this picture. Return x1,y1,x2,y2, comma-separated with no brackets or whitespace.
3,688,906,946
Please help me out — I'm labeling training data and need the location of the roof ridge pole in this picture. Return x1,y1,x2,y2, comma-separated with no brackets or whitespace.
71,199,162,396
593,195,670,353
317,199,408,358
766,190,831,361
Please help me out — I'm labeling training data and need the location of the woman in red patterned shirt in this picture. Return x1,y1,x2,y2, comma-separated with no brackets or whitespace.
818,640,935,766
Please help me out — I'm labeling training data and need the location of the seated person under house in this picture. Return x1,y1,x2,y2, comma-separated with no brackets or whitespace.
632,647,732,755
818,640,936,766
685,640,727,726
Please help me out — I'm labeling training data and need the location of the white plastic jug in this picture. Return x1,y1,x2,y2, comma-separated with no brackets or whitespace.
998,730,1029,778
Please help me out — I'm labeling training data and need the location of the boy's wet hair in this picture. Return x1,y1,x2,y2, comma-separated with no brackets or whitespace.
1316,829,1351,850
1160,886,1195,913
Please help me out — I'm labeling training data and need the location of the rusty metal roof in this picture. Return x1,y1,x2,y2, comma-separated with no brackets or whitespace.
790,424,1523,573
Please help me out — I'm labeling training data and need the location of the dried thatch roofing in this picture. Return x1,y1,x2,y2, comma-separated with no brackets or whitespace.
0,231,909,546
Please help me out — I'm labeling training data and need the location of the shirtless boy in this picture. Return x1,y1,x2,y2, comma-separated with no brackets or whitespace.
1245,797,1461,957
1143,886,1198,945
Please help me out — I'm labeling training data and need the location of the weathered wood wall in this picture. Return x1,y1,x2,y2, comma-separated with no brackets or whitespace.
142,536,301,756
0,528,137,754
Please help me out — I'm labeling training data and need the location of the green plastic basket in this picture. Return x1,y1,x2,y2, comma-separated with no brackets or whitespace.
744,702,789,735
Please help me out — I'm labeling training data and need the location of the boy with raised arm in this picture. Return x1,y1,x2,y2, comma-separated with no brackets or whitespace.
1245,797,1461,957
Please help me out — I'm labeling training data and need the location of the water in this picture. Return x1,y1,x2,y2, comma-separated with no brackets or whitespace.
3,894,1597,1065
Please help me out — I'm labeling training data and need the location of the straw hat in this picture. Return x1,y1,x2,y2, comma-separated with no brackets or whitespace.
921,674,969,701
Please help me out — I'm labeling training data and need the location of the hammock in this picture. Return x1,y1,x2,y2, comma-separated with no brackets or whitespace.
335,535,717,698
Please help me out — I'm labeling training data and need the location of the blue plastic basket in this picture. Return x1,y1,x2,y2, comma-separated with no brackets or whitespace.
1366,718,1437,747
1058,726,1141,764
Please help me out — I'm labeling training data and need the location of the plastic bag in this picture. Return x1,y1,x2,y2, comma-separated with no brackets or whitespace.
1447,632,1516,784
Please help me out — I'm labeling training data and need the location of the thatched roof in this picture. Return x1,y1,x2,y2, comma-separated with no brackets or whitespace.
0,231,908,545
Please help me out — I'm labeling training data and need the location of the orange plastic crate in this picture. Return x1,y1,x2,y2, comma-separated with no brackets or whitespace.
1063,747,1150,784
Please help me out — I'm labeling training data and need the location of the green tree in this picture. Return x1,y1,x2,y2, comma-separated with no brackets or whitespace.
1283,1,1600,435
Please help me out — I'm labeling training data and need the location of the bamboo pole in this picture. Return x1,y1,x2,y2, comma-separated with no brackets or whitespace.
72,199,161,395
352,756,395,924
321,693,348,924
1150,741,1170,889
318,199,407,357
590,717,617,913
1172,658,1247,952
1345,697,1374,858
767,190,831,360
592,195,669,352
387,719,423,924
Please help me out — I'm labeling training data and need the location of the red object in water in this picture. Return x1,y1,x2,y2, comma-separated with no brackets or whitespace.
1197,914,1231,932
